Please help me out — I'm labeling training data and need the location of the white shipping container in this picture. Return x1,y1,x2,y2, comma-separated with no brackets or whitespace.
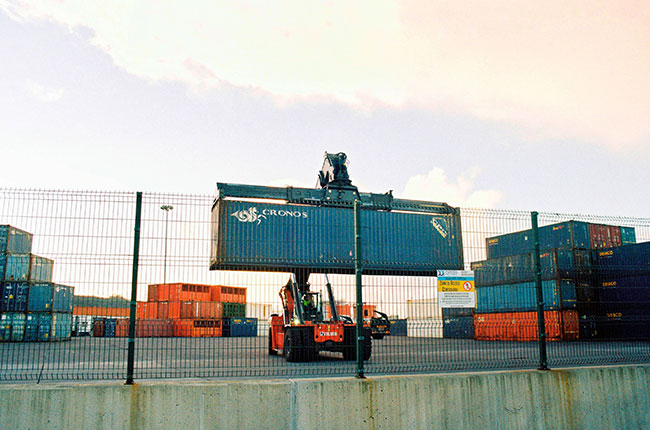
406,318,443,338
246,303,273,319
257,320,271,337
406,298,443,319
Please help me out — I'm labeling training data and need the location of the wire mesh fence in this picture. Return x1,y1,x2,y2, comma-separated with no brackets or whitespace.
0,188,649,382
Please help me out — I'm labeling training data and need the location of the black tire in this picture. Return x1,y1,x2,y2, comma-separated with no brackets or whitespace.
301,327,315,362
268,328,278,356
284,328,299,362
343,327,372,361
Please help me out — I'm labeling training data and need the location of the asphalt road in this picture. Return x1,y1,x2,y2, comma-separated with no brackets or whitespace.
1,335,649,382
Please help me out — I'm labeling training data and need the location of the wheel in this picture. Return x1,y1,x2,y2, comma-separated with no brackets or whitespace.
301,328,315,362
372,333,384,340
284,328,300,362
268,328,278,356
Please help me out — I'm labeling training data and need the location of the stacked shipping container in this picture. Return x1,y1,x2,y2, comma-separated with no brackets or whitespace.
0,225,74,342
466,221,637,341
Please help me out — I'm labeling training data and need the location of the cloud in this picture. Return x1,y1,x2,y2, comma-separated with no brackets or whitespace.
26,81,64,102
3,1,649,146
402,167,503,208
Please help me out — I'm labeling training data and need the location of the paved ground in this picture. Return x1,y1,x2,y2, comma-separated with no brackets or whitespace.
1,335,649,382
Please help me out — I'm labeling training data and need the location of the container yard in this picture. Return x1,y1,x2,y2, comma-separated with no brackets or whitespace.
0,225,74,342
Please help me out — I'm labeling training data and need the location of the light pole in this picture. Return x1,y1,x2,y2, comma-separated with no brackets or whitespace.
160,205,173,284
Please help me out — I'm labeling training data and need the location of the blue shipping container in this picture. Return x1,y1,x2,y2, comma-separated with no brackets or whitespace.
52,284,74,312
29,255,54,282
51,313,72,340
593,242,650,276
228,317,257,337
620,227,636,245
472,248,592,286
442,307,474,318
595,312,650,340
0,225,33,254
1,281,29,312
104,318,116,337
596,274,650,313
1,253,31,281
443,316,474,339
476,280,578,313
210,199,463,274
388,319,407,336
0,312,26,341
24,312,52,341
28,282,54,311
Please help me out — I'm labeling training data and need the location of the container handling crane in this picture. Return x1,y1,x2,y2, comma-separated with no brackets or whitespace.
210,151,464,362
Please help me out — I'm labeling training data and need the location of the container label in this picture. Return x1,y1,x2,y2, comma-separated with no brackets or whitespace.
437,270,476,308
230,206,308,225
430,217,448,238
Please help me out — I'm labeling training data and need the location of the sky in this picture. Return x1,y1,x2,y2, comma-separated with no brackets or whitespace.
1,1,649,217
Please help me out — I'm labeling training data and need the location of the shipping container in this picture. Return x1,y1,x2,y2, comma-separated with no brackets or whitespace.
51,313,72,340
443,316,474,339
52,284,74,312
1,281,29,312
72,315,92,336
136,319,173,338
595,274,650,311
0,225,33,254
222,302,246,318
147,283,212,302
222,317,257,337
473,310,579,341
213,285,247,304
210,199,464,275
136,302,158,320
1,253,31,281
486,221,629,259
104,318,116,337
73,306,130,317
115,318,129,337
472,248,592,286
180,301,223,319
27,282,53,311
595,311,650,340
406,298,443,319
246,303,273,320
156,301,180,319
620,227,636,245
593,241,650,276
406,318,443,338
442,308,474,318
173,319,222,337
0,312,26,341
475,280,578,313
257,319,270,337
92,318,105,337
29,255,54,282
388,319,407,336
24,312,52,341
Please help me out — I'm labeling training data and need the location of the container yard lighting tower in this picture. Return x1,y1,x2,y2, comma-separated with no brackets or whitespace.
160,205,173,283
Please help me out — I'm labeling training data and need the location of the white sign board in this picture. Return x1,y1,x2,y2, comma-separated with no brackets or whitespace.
437,270,476,308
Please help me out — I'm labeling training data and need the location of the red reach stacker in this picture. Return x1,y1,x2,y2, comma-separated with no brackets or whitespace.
269,273,371,362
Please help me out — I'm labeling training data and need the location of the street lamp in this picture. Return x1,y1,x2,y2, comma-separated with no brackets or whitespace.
160,205,173,284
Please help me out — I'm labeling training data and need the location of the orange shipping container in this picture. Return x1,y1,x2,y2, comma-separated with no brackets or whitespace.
180,301,223,319
156,301,181,319
136,302,158,319
115,319,130,337
173,319,222,337
73,306,130,317
210,285,247,303
474,310,579,341
148,283,212,302
136,319,174,337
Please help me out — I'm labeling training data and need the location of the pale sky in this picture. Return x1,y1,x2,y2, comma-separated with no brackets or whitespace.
1,1,649,217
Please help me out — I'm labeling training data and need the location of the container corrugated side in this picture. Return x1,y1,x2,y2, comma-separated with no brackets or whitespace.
1,253,30,281
475,280,577,313
51,313,72,339
595,311,650,340
0,312,26,341
1,281,29,312
52,284,74,312
25,312,52,341
29,255,54,282
473,310,579,341
226,317,258,337
27,282,53,311
0,225,33,254
443,316,474,339
210,199,463,274
620,227,636,245
595,274,650,314
593,242,650,277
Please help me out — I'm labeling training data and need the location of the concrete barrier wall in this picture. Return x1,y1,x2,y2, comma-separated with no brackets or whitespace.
1,365,649,429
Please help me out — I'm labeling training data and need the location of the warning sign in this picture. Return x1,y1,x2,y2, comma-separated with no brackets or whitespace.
437,270,476,308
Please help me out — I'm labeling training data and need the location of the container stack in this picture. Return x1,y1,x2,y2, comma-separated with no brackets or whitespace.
0,225,74,342
592,241,650,339
468,221,635,341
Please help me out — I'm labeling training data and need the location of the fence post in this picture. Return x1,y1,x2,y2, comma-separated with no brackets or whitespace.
126,192,143,385
354,199,365,379
531,211,549,370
